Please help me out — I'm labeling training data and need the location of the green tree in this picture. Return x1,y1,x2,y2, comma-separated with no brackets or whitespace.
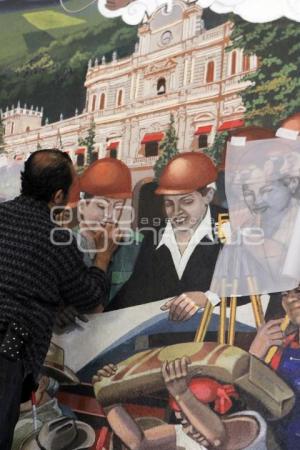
204,131,228,166
0,115,5,154
229,17,300,128
78,120,96,166
154,114,179,180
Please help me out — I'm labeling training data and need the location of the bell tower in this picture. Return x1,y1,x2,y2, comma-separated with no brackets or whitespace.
1,102,43,137
137,0,204,56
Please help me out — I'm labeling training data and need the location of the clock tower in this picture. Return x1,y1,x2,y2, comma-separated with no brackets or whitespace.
137,0,205,56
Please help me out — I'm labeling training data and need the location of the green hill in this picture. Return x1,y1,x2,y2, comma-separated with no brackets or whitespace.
0,1,137,121
0,2,227,123
0,0,127,67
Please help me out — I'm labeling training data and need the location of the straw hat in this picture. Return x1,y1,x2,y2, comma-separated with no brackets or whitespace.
20,417,95,450
41,343,79,385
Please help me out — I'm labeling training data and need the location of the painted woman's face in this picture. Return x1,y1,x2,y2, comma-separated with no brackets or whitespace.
242,178,297,217
163,191,209,231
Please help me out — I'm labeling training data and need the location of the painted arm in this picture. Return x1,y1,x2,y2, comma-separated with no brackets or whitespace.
93,365,176,450
249,319,284,359
162,358,226,448
160,292,209,321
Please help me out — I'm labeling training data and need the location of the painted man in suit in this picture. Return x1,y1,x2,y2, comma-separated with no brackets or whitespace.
107,152,224,319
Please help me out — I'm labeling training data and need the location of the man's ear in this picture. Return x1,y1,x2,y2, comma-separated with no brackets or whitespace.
204,188,215,205
288,177,300,195
52,189,65,206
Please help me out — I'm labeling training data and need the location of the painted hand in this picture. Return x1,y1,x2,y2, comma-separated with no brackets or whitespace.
162,357,191,397
160,292,208,321
93,223,123,271
92,364,118,385
249,319,284,359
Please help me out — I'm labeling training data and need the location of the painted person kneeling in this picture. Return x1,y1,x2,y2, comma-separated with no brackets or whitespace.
93,357,267,450
249,286,300,450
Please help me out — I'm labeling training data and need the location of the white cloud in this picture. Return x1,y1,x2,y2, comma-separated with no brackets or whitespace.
97,0,300,24
197,0,300,22
97,0,172,25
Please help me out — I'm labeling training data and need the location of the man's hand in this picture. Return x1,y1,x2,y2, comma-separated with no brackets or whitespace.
79,220,99,242
92,364,118,385
93,223,122,272
162,357,191,397
54,306,88,333
160,292,208,321
249,319,284,360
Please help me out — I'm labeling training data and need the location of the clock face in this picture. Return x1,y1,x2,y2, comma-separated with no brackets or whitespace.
161,30,173,45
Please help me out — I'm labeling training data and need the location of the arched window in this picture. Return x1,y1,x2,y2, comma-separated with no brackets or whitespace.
117,89,123,107
198,134,208,149
26,126,30,133
157,78,166,95
100,93,106,111
206,61,215,83
110,148,117,159
231,51,237,75
77,154,84,167
11,122,14,134
91,151,98,163
243,54,250,72
91,95,97,112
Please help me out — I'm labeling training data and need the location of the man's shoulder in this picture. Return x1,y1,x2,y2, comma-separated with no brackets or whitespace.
137,226,164,249
0,198,15,210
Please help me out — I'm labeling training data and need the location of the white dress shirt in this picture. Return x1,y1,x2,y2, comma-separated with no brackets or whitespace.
156,207,220,306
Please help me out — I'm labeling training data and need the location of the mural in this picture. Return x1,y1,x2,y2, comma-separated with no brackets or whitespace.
1,0,300,449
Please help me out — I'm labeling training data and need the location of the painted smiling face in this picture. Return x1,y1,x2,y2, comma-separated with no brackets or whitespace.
80,196,125,227
242,178,297,218
282,286,300,327
163,191,210,231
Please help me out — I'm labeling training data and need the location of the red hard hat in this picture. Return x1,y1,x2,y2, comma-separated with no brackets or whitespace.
169,378,239,415
281,113,300,131
79,158,132,199
218,126,275,171
229,126,275,141
155,152,217,195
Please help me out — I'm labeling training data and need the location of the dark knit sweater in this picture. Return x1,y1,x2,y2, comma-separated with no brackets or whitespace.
0,195,109,379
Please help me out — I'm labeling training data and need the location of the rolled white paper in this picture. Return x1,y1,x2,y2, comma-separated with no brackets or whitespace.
282,207,300,280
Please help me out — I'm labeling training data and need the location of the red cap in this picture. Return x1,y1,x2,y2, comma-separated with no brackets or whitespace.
281,113,300,132
155,152,217,195
169,378,239,415
80,158,132,199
